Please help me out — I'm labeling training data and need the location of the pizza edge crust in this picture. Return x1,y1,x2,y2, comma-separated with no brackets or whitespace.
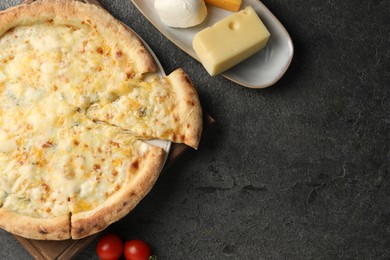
167,69,203,149
70,144,166,239
0,210,70,240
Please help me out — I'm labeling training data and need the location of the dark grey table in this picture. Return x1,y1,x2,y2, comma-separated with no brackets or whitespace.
0,0,389,259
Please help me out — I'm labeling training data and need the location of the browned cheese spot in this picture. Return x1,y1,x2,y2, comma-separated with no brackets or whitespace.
110,141,120,148
130,160,139,171
41,183,51,193
96,47,104,55
18,151,28,165
81,40,88,53
42,141,53,148
65,24,79,31
126,71,135,79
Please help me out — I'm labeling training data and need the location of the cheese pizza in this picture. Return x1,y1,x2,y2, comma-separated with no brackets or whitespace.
0,0,202,240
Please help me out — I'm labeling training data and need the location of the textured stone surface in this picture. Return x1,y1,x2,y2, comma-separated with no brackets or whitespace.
0,0,389,259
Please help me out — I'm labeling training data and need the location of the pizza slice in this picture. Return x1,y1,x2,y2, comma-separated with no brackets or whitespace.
86,68,203,149
61,115,166,239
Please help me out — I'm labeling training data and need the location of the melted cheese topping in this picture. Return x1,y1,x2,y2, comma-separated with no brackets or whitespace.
86,77,180,140
0,21,157,218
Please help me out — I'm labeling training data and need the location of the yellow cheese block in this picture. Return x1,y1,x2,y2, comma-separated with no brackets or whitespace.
204,0,243,12
193,6,270,76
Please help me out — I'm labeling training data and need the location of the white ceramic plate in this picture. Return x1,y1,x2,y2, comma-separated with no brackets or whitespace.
131,0,294,88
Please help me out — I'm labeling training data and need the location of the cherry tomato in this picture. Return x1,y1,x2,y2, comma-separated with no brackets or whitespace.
124,239,152,260
96,233,123,260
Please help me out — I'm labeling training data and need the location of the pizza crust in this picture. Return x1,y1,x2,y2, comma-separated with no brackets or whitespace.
71,145,165,239
166,69,203,149
0,210,70,240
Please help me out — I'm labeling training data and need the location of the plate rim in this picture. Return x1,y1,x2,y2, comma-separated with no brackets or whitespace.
131,0,294,89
